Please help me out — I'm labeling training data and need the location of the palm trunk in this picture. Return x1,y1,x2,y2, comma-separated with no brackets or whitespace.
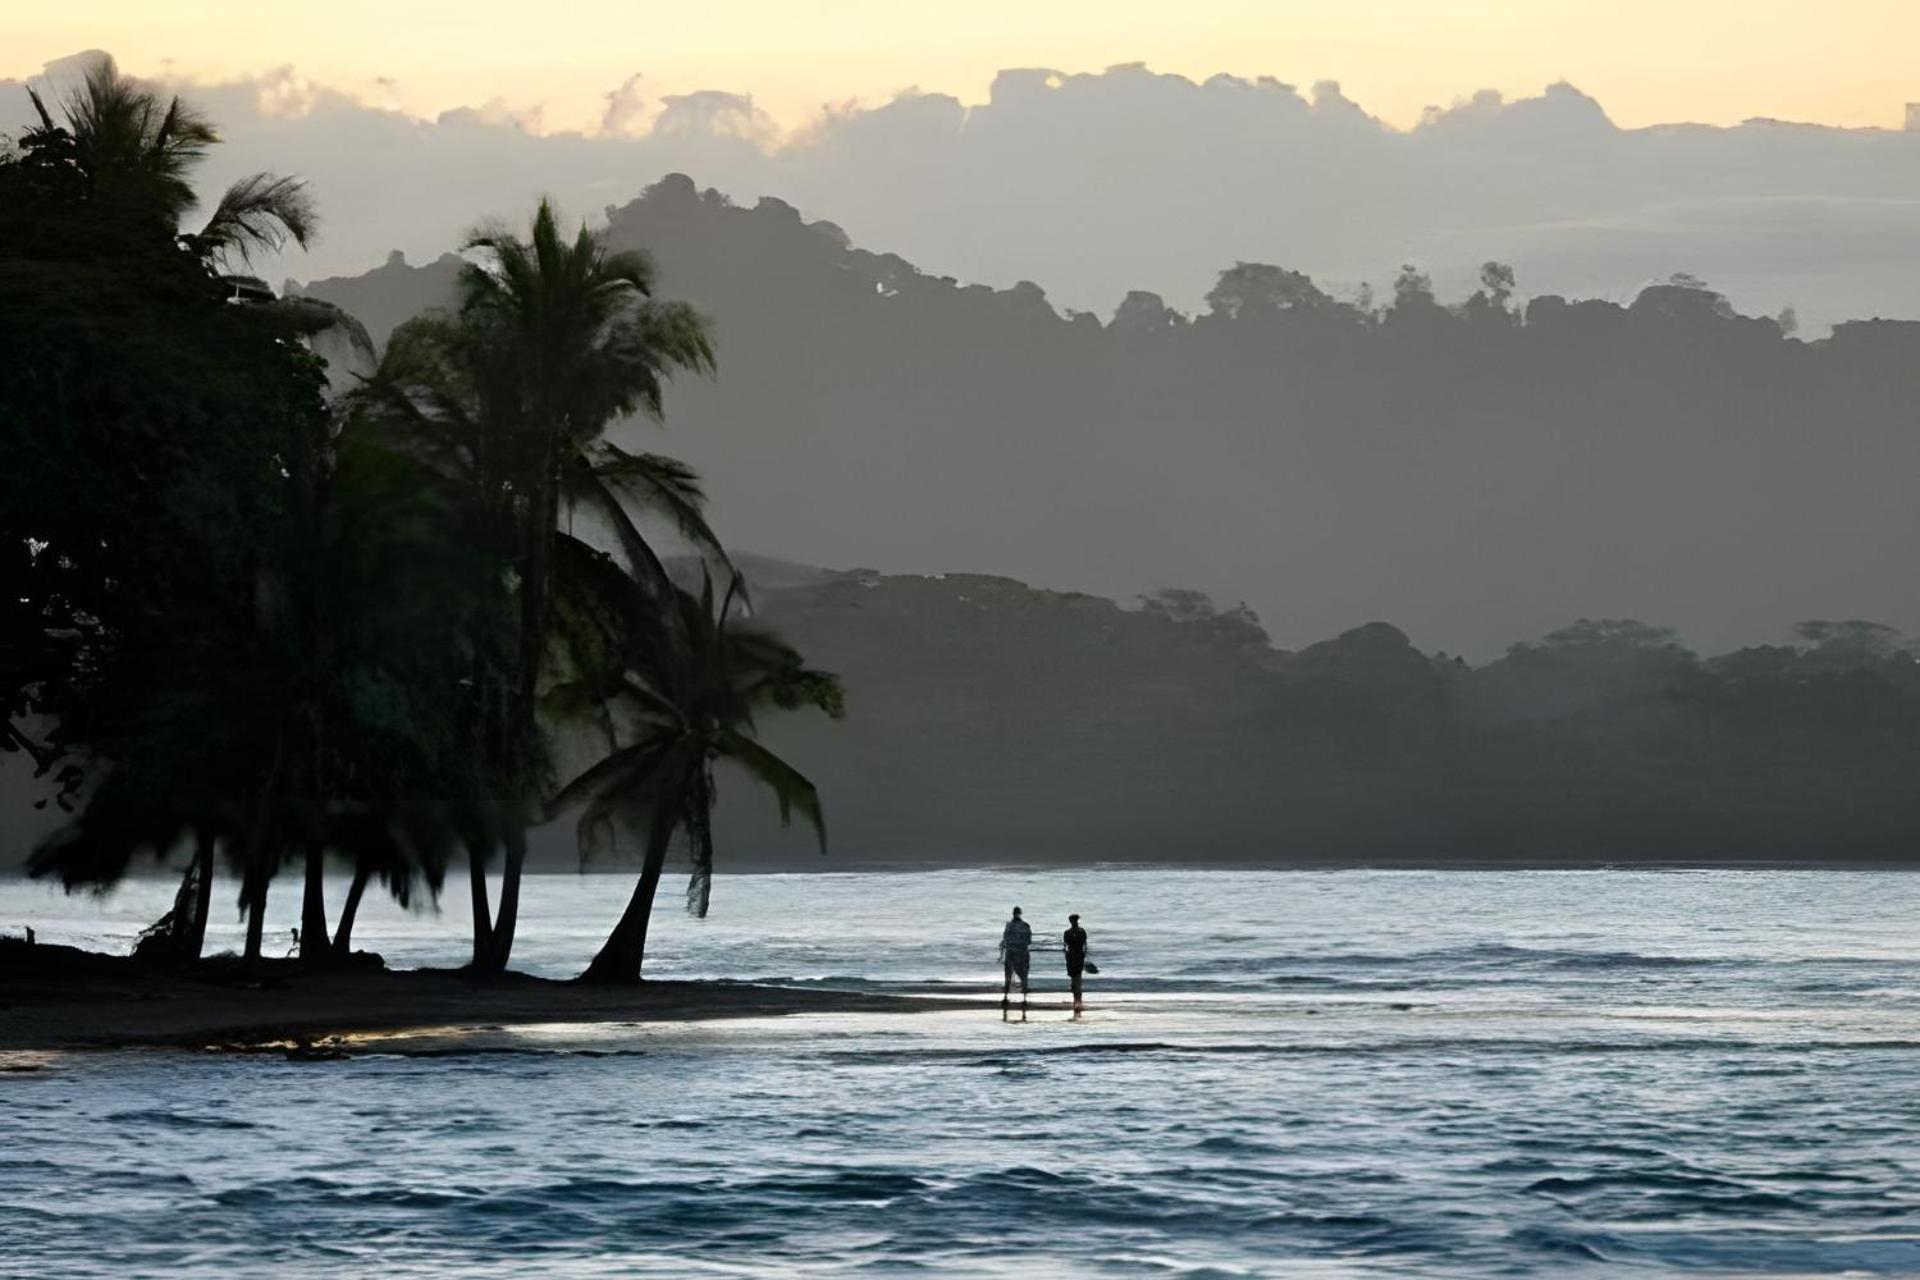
685,771,714,917
134,857,199,967
482,826,528,974
332,864,371,957
243,874,267,962
578,810,676,984
485,441,561,977
499,454,562,975
241,734,286,966
186,831,215,960
517,433,562,709
299,844,329,967
467,839,494,968
517,495,556,719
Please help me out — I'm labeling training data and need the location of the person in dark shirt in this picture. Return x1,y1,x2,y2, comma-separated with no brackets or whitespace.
1063,913,1089,1009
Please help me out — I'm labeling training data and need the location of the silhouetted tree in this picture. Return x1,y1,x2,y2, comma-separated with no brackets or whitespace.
3,61,339,957
557,575,843,984
1137,589,1270,651
1204,261,1335,319
10,57,458,966
1109,289,1187,335
352,199,717,972
1462,261,1518,325
24,55,315,272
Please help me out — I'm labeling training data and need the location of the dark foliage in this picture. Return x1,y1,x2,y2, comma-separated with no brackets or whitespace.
715,566,1920,867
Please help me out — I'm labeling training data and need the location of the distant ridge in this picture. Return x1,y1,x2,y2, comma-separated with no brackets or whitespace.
303,174,1920,661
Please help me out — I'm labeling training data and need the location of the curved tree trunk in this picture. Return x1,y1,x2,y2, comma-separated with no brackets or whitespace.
243,875,268,962
487,434,563,976
578,810,677,985
133,859,198,968
481,826,528,974
186,831,215,960
467,839,494,968
685,771,714,917
332,863,372,958
299,844,330,967
241,734,286,965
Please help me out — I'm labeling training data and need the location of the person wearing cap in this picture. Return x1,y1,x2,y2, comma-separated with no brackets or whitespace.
1063,913,1090,1008
999,906,1033,1004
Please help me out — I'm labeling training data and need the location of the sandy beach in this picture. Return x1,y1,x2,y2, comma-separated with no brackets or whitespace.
0,940,969,1053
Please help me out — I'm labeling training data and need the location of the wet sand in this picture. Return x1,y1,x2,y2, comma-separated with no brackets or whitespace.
0,941,977,1053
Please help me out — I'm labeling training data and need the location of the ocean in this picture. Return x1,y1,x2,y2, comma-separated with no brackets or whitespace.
3,868,1918,1277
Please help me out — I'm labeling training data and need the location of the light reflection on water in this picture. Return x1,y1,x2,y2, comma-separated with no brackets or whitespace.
4,868,1919,1277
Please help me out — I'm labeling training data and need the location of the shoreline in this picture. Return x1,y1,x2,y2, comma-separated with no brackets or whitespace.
0,943,981,1055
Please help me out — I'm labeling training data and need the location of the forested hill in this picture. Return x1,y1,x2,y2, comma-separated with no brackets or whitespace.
300,174,1920,660
618,561,1920,869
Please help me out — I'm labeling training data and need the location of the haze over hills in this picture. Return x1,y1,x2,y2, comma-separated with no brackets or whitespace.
15,551,1918,871
682,558,1920,869
10,55,1920,332
302,174,1920,660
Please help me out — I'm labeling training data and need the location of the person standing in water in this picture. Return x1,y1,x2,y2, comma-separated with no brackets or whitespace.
1064,913,1089,1009
1000,906,1033,1005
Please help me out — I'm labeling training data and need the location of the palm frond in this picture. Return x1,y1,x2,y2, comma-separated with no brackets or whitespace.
560,736,698,865
264,295,376,366
563,455,677,601
548,731,674,819
586,446,718,546
684,864,712,919
24,84,54,133
196,172,316,265
719,731,827,854
57,54,215,222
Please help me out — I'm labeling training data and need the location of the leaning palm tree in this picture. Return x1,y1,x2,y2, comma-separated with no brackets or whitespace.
26,54,315,268
553,574,843,984
354,200,716,973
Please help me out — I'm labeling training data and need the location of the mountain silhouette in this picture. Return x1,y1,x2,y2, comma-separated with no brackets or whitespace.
301,174,1920,660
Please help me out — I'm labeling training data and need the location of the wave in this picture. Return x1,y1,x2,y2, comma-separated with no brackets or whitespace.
105,1110,259,1131
1504,1224,1632,1264
1526,1171,1816,1216
819,1036,1920,1065
1174,943,1743,976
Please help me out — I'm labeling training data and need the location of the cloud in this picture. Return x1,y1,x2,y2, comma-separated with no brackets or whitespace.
653,89,778,146
6,54,1920,331
600,72,649,136
435,96,547,134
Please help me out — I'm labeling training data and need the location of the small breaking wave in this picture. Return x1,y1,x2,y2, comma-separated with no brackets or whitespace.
106,1110,259,1131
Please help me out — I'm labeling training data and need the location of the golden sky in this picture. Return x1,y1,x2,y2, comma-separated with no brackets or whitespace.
8,0,1918,133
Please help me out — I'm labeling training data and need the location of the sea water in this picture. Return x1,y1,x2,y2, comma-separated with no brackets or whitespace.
2,868,1918,1277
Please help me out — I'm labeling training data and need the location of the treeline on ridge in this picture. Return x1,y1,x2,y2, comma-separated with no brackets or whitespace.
305,174,1920,659
710,565,1920,867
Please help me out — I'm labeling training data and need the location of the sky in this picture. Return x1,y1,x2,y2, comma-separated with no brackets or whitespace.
9,0,1920,136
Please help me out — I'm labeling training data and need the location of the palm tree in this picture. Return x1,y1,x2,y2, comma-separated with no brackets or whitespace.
25,54,314,268
554,575,843,984
354,200,716,973
280,421,498,965
12,55,435,964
